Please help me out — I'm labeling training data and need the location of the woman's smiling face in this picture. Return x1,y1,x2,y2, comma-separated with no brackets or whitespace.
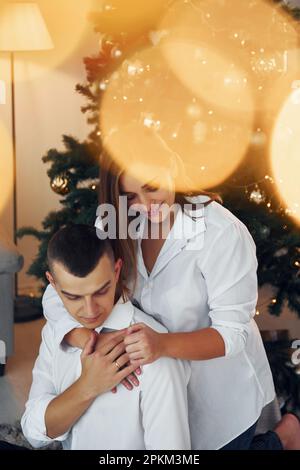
119,162,176,224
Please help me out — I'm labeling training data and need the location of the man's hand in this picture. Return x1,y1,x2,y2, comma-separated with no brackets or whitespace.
94,331,142,392
64,327,141,392
124,323,163,366
79,331,139,399
45,330,138,439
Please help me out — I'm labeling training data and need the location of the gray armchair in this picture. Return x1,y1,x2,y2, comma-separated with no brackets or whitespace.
0,227,24,375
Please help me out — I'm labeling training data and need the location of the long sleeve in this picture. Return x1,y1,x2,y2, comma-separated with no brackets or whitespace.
42,284,82,350
198,220,258,357
140,357,191,450
21,324,70,448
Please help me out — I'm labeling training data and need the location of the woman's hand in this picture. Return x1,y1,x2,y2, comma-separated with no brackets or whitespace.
124,323,164,366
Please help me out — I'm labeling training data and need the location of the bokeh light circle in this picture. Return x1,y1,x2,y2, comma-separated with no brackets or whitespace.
271,88,300,224
158,0,298,112
89,0,168,36
100,44,254,191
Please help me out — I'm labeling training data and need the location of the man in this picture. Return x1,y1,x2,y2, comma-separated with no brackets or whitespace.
21,224,191,450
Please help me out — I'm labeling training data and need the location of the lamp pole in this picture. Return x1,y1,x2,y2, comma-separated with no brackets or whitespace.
10,52,17,246
10,51,19,295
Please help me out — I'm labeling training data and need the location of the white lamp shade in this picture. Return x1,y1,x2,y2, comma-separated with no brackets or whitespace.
0,2,53,51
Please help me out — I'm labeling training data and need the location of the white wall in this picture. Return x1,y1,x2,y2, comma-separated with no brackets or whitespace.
0,53,14,238
0,0,98,294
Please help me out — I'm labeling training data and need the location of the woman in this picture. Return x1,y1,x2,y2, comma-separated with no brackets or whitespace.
43,144,294,449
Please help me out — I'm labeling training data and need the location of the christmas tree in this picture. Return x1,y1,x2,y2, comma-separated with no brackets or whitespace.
17,0,300,321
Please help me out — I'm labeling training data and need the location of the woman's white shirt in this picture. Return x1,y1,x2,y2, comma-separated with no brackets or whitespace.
132,197,275,449
43,197,275,449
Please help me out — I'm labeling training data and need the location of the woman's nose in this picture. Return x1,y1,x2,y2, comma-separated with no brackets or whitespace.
132,195,151,213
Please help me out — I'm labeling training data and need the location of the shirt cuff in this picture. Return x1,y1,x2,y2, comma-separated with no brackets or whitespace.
211,322,250,357
22,395,70,446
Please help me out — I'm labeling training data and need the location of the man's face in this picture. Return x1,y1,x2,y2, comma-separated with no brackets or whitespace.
46,253,122,329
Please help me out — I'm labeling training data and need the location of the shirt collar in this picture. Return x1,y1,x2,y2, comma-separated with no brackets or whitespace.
135,196,208,280
173,196,207,241
96,297,135,332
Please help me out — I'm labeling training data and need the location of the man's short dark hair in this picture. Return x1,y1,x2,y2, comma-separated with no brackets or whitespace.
47,224,114,278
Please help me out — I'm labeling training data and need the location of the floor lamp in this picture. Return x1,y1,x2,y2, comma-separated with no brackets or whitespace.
0,3,53,320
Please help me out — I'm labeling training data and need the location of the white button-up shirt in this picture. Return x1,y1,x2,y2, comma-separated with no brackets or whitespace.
21,299,191,450
42,196,275,449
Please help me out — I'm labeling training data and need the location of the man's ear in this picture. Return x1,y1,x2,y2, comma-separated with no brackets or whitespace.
45,271,56,288
114,258,123,283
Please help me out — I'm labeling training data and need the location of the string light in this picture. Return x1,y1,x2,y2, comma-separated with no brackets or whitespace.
255,296,282,317
250,189,265,204
99,81,108,91
223,171,297,218
111,48,122,59
224,180,283,214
